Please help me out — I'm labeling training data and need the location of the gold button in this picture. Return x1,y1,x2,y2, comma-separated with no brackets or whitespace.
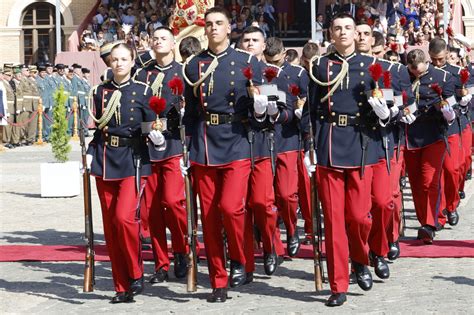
372,126,376,130
330,102,334,106
131,99,135,103
331,112,335,116
105,141,108,145
229,102,234,106
360,92,364,95
428,84,431,88
360,72,364,76
329,62,333,66
104,99,107,102
206,121,210,125
360,62,364,67
130,117,134,121
230,92,234,96
202,82,206,86
130,108,134,111
105,133,109,136
361,81,365,85
332,122,336,126
231,61,235,65
231,71,235,75
230,81,234,86
202,93,206,97
329,71,333,75
104,91,108,95
320,115,324,119
429,77,432,81
203,102,208,106
358,102,363,106
132,91,136,95
356,113,360,117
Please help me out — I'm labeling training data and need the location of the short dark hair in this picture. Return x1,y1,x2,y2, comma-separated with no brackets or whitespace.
331,12,356,29
242,26,265,38
179,36,201,60
373,31,385,47
448,46,460,57
153,26,174,37
384,50,399,60
285,49,299,63
264,37,284,57
429,38,447,55
407,49,426,66
205,6,231,21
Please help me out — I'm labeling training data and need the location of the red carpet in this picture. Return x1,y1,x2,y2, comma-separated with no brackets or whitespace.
0,240,473,262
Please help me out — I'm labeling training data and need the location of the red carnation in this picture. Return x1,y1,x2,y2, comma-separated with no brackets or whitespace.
431,83,443,96
390,42,398,53
402,90,408,105
289,84,300,97
242,66,253,81
368,63,383,82
264,67,278,83
167,76,184,96
383,71,392,88
446,25,454,38
399,16,407,27
149,96,167,115
460,68,470,85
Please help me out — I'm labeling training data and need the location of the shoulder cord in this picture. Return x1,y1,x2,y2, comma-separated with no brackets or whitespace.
87,86,122,130
181,56,219,97
151,72,165,96
308,55,349,103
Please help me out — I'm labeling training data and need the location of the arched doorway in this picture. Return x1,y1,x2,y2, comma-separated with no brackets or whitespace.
21,2,64,65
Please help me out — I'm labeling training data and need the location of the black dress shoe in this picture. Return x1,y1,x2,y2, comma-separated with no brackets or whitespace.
326,293,347,307
447,210,459,226
370,253,390,279
207,288,228,303
387,241,400,261
244,272,254,284
417,225,435,244
150,269,168,284
110,291,134,304
287,233,300,257
352,261,373,291
263,252,278,275
174,252,187,279
466,169,472,180
230,260,246,288
130,275,144,295
4,143,13,149
459,191,465,199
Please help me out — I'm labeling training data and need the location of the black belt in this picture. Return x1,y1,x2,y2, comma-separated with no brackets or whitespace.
204,112,246,125
319,112,364,127
104,135,140,148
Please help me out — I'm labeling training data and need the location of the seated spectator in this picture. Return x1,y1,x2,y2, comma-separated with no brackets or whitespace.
121,7,136,25
257,14,271,38
231,18,246,46
146,12,163,32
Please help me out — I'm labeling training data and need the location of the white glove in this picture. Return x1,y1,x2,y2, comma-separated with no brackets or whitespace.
459,94,472,106
254,94,268,115
267,100,279,116
400,113,416,124
180,107,185,117
441,105,456,122
390,105,400,118
368,97,390,120
294,108,302,119
149,129,165,146
303,151,317,178
180,157,190,177
86,154,93,169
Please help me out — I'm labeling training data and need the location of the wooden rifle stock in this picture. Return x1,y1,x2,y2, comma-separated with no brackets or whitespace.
80,125,95,292
180,123,198,292
309,129,323,292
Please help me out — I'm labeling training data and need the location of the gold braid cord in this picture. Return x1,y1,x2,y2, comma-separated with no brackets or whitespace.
151,72,165,96
182,55,219,97
88,87,122,130
308,55,349,103
412,79,421,103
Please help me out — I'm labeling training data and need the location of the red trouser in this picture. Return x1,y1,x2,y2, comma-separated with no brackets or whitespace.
96,177,143,293
193,160,251,289
143,157,188,272
438,134,462,225
244,158,282,272
368,159,394,257
316,166,373,294
387,147,405,243
459,124,472,192
404,141,446,227
275,151,299,238
297,150,312,235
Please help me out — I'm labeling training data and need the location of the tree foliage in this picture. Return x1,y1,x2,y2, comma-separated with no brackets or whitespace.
50,85,71,162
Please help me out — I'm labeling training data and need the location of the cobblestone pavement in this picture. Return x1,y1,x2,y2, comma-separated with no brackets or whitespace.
1,140,473,314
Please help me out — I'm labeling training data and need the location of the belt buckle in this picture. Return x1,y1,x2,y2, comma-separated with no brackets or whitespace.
210,113,219,125
110,135,119,147
338,114,348,127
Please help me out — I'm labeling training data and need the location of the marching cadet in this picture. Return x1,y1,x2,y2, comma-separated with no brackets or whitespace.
1,65,20,148
85,43,156,303
404,48,455,244
240,26,294,279
264,37,306,257
303,13,390,306
134,26,188,284
24,65,40,145
182,7,263,303
429,38,472,229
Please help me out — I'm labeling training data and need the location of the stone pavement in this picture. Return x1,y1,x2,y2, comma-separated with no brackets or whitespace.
0,140,473,314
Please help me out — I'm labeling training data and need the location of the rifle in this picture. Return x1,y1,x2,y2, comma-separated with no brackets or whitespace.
79,117,95,292
179,98,198,292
